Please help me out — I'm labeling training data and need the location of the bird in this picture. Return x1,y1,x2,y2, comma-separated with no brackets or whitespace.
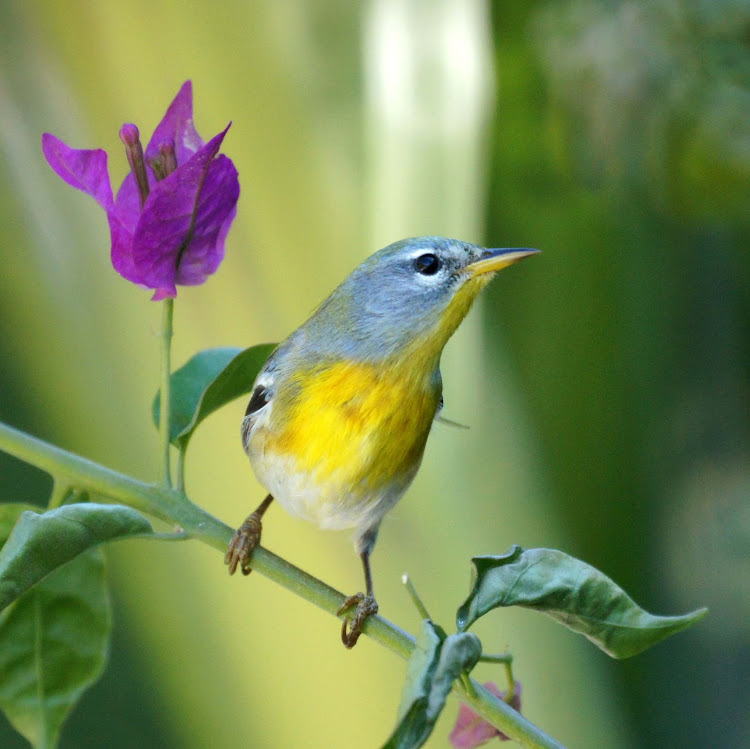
225,236,539,647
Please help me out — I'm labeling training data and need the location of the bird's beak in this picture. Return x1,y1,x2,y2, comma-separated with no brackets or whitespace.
467,247,540,277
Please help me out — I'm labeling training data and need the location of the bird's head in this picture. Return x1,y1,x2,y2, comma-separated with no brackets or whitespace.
305,237,539,363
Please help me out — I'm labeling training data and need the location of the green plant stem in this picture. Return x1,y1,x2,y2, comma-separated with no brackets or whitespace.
402,574,431,620
459,672,477,698
160,298,174,489
47,480,70,509
475,651,517,700
0,419,563,749
176,448,186,494
479,652,513,664
504,660,516,701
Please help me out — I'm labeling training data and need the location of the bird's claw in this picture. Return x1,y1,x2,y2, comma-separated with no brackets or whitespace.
337,593,378,649
225,512,263,576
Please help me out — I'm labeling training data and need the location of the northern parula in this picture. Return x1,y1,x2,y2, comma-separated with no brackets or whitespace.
225,236,538,647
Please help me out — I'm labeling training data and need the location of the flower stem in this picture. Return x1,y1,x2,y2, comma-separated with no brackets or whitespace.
0,419,563,749
160,298,174,489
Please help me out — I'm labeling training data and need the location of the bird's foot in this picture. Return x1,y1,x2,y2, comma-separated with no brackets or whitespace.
225,512,263,576
337,592,378,649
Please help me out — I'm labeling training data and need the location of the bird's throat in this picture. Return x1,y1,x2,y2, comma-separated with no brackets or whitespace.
401,272,493,370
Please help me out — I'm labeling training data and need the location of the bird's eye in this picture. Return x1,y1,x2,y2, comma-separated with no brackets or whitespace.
414,253,441,275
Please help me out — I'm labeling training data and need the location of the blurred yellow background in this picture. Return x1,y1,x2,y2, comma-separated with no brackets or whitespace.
0,1,747,747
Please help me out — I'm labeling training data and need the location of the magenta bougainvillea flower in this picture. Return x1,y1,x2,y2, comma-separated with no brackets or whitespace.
449,682,522,748
42,81,239,300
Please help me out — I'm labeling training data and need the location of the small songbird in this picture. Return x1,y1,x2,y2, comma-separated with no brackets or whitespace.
225,237,538,647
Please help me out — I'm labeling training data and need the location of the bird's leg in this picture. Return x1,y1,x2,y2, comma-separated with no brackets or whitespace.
225,493,274,576
337,550,379,649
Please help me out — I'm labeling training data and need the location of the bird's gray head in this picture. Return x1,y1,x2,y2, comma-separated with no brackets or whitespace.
298,237,538,362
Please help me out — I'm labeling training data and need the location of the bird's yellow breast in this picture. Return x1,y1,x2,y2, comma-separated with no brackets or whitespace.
265,358,440,499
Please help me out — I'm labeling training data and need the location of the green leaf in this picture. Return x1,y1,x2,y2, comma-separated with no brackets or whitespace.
456,545,708,659
0,503,152,613
383,621,482,749
0,503,111,747
153,344,276,449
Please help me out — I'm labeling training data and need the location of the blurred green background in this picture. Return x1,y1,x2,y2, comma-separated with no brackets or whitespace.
0,0,748,747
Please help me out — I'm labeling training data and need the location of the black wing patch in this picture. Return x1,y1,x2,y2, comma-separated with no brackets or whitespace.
246,385,270,417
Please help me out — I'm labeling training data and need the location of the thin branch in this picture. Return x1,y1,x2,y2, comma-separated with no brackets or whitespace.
0,419,564,749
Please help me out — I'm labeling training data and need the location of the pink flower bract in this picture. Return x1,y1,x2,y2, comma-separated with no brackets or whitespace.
42,81,239,299
450,681,522,748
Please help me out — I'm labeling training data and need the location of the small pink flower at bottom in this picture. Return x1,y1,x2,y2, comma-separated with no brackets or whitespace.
42,81,239,300
450,681,522,748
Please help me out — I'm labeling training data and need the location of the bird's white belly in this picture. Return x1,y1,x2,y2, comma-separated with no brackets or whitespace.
251,450,401,532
